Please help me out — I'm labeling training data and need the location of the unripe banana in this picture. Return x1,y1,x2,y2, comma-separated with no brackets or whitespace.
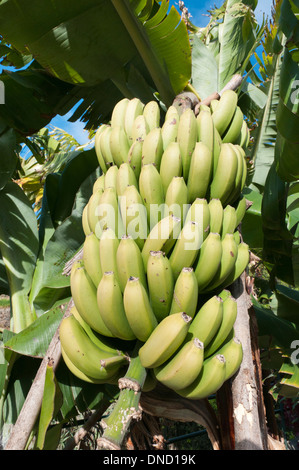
95,124,110,173
83,232,102,288
154,337,204,391
169,222,201,280
131,114,149,143
70,305,124,355
194,232,222,292
185,295,223,346
184,198,210,242
124,97,145,145
93,174,105,195
120,184,148,250
165,105,180,122
212,127,222,176
170,267,198,319
111,97,130,129
141,127,164,170
196,109,214,152
116,235,147,292
203,233,238,292
82,204,92,236
99,227,120,282
159,142,182,194
216,336,243,380
70,261,114,336
233,230,241,245
87,189,104,237
123,276,158,342
161,115,179,150
59,315,127,380
116,162,138,197
187,142,213,202
210,99,219,113
217,241,250,289
99,126,115,168
128,140,143,180
211,89,238,136
104,164,118,192
204,294,237,358
164,176,188,223
221,205,238,239
222,106,244,144
209,143,239,205
97,186,124,239
226,144,244,204
208,198,224,235
177,353,226,399
236,120,249,149
97,271,136,341
141,214,181,270
198,103,211,113
177,108,198,180
143,100,160,131
109,126,130,166
138,312,192,368
139,163,165,228
147,250,174,322
235,195,247,226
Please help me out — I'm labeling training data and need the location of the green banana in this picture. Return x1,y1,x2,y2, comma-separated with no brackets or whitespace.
120,184,148,250
131,114,149,143
138,312,192,368
177,353,226,400
217,241,250,289
222,106,244,144
147,250,174,322
236,120,250,149
212,127,222,176
94,124,110,174
159,142,182,195
187,142,213,202
111,97,130,129
124,97,145,145
208,198,224,235
204,294,237,358
97,186,124,239
184,198,210,242
116,235,147,292
164,176,188,223
83,232,102,288
87,189,104,237
196,109,214,153
233,230,241,245
209,143,239,205
109,126,130,167
165,105,180,122
221,205,238,239
99,227,120,282
104,164,118,192
235,195,247,227
185,295,223,347
123,276,158,342
116,162,138,197
141,127,164,170
177,108,198,180
128,139,143,180
194,232,222,292
139,163,165,228
216,336,243,380
97,271,136,341
99,126,115,168
161,114,179,150
141,214,181,270
211,90,238,136
169,267,199,319
82,204,92,236
203,233,238,292
93,174,105,194
70,261,114,337
154,337,204,391
169,222,201,280
143,100,160,131
210,99,219,113
226,144,245,204
59,315,127,380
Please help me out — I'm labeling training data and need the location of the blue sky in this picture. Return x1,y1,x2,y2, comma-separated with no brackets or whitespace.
1,1,273,146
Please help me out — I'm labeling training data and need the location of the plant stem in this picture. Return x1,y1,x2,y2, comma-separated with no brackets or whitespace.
97,342,147,450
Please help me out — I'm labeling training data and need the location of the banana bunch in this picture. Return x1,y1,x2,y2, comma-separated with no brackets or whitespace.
60,92,251,397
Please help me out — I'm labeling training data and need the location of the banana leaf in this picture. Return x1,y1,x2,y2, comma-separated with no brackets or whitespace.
0,0,191,112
